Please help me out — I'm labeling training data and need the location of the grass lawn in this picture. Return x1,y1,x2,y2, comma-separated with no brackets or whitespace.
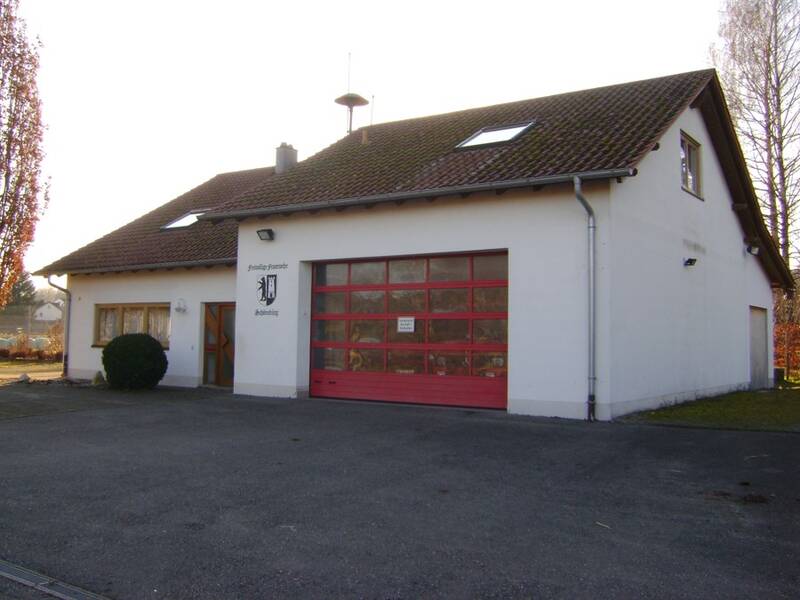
0,359,62,381
623,387,800,432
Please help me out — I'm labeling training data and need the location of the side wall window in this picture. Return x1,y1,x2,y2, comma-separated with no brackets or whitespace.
94,303,171,347
680,132,701,196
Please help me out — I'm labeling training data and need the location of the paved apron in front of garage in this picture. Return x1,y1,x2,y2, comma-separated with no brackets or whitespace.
0,385,797,599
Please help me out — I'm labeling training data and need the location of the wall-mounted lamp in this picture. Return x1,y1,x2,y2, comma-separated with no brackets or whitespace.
746,244,760,256
683,257,697,267
257,228,275,241
174,298,188,313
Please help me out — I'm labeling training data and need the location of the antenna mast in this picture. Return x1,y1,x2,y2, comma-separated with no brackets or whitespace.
335,53,369,134
370,95,375,125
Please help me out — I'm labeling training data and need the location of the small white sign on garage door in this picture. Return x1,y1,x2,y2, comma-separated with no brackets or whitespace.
397,316,415,333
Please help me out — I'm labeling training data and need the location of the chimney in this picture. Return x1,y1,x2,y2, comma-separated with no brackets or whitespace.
275,142,297,174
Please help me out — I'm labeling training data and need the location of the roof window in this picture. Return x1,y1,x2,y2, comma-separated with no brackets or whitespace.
457,122,533,148
163,211,205,229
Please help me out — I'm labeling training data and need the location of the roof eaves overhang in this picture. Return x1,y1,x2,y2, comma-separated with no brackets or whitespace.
200,168,638,223
690,75,794,289
33,257,237,277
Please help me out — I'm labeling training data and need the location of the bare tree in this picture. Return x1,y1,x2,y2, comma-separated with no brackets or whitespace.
713,1,800,378
712,0,800,265
0,0,46,308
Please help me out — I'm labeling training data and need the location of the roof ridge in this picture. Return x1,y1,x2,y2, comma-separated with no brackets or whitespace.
214,165,275,178
354,69,718,132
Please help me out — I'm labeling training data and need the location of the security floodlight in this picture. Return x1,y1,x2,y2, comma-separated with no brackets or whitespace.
257,229,275,241
683,257,697,267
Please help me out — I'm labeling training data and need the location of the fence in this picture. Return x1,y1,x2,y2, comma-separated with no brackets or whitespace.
0,304,64,359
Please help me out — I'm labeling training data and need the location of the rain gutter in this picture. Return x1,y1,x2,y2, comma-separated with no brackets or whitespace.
201,169,637,221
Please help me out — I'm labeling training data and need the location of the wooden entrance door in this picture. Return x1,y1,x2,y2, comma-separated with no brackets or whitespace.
204,303,236,386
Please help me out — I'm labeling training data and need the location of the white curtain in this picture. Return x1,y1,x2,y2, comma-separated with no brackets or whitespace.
148,307,170,345
123,308,144,334
98,308,118,342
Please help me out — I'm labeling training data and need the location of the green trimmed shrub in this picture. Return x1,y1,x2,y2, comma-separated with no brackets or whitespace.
101,333,168,390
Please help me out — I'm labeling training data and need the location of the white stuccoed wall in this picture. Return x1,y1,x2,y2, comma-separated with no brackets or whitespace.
66,268,236,386
234,106,777,419
606,107,774,417
234,185,612,419
61,108,775,419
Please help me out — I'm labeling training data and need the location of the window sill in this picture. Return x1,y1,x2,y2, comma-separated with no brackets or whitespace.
681,186,704,201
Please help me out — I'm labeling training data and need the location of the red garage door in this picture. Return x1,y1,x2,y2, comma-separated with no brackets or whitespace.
310,252,508,409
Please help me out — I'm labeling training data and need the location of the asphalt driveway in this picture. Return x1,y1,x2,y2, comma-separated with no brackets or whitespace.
0,385,797,599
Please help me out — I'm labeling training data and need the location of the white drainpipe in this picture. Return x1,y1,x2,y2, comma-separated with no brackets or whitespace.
46,276,71,378
573,176,597,421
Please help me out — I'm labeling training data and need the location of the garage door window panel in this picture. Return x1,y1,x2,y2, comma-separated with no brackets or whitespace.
388,350,426,374
429,351,470,376
314,263,348,286
350,348,385,372
429,319,470,343
389,258,426,283
389,289,426,313
474,319,507,344
313,348,346,370
430,288,469,313
474,287,508,312
314,292,346,314
350,320,385,343
473,352,508,378
351,261,386,285
350,291,385,313
312,320,346,342
474,254,508,280
429,256,469,281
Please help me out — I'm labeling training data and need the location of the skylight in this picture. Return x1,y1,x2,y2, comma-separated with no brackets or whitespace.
457,122,533,148
163,211,205,229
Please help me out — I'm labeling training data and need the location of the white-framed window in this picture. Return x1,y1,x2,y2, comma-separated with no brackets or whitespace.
680,132,701,197
94,303,171,347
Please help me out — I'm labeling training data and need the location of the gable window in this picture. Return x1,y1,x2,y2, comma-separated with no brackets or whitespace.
680,132,701,196
163,211,205,229
94,303,171,347
457,122,533,149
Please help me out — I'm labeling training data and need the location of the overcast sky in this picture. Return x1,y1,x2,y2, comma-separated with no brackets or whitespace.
19,0,722,286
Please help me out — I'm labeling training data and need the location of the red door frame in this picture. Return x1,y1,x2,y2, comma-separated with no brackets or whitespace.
309,251,508,409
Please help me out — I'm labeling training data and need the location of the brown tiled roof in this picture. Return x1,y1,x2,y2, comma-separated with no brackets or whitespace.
36,167,274,275
37,69,792,287
207,70,716,217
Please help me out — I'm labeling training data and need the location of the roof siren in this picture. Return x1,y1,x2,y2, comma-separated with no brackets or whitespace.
335,92,369,134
